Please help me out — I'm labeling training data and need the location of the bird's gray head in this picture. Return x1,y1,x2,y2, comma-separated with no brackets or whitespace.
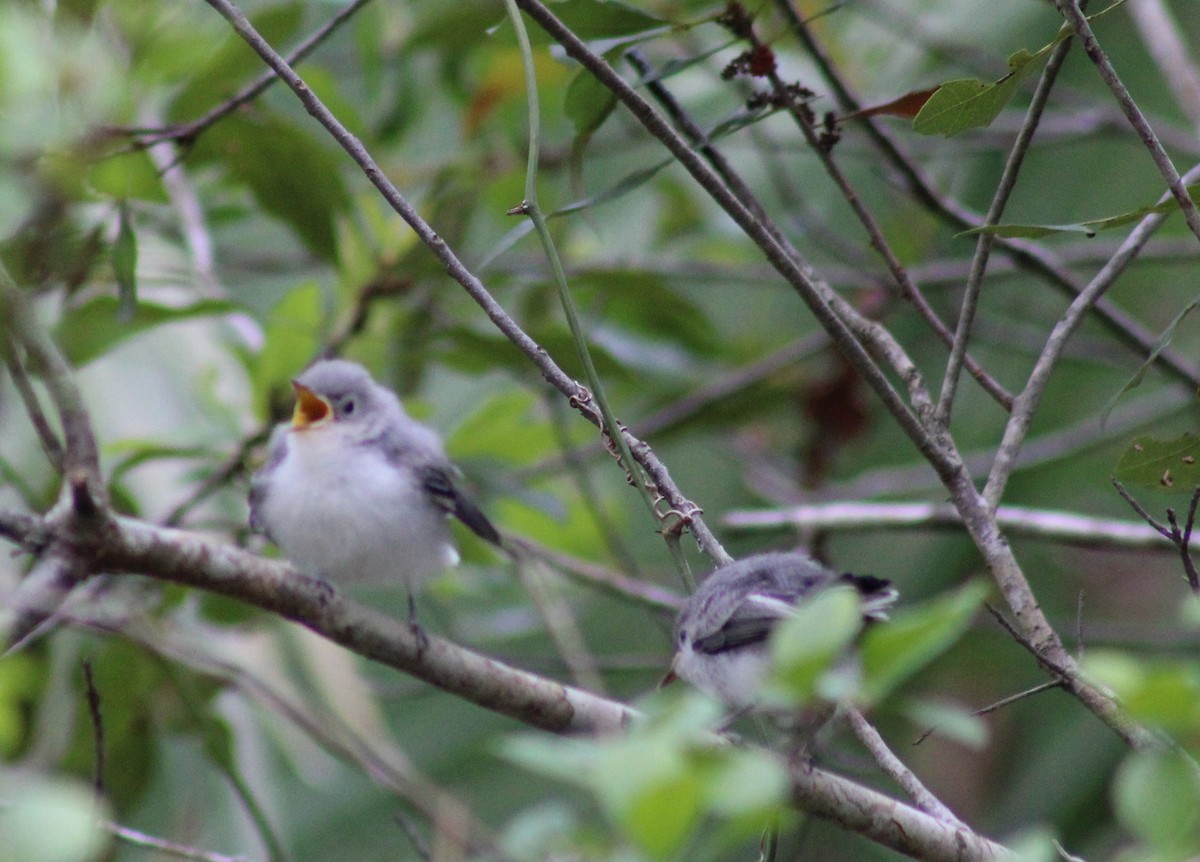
290,359,397,431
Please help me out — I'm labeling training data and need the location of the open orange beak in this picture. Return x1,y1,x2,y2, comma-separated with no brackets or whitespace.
658,664,679,689
291,381,332,428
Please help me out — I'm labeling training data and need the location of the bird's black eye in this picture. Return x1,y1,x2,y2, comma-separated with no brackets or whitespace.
678,628,687,644
342,398,356,416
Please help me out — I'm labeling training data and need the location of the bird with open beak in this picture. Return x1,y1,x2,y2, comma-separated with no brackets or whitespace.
249,359,500,635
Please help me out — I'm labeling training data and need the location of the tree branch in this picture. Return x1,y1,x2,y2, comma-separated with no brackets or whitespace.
1055,0,1200,245
788,757,1015,861
725,499,1197,551
198,0,729,566
0,507,1014,860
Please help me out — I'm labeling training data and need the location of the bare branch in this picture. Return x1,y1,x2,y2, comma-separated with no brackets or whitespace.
1,339,64,471
725,499,1198,552
937,28,1074,424
843,707,965,828
511,0,957,482
1127,0,1200,135
984,161,1200,509
125,0,374,150
99,516,632,735
105,821,252,862
776,0,1200,393
1113,480,1200,593
1055,0,1200,245
197,0,728,566
788,757,1016,861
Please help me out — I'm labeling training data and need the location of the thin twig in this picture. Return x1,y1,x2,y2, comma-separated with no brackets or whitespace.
731,15,1011,415
983,160,1200,510
0,264,103,498
198,0,730,567
1055,0,1200,245
776,0,1200,394
126,0,374,151
2,339,65,472
1126,0,1200,135
844,707,965,827
105,821,252,862
1113,479,1200,593
516,559,607,694
724,499,1200,552
936,25,1075,424
913,680,1064,746
82,660,105,797
512,0,957,483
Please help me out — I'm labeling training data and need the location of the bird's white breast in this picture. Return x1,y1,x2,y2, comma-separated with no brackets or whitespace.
261,426,457,586
674,641,772,708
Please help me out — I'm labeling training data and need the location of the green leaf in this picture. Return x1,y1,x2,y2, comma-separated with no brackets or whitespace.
111,203,137,322
88,150,168,202
564,67,617,138
959,186,1200,239
860,581,989,704
0,654,43,758
914,1,1127,137
1082,650,1200,733
445,390,560,466
55,296,236,366
553,0,666,39
1114,433,1200,491
912,57,1042,137
0,772,111,862
1113,748,1200,849
492,0,666,44
764,586,863,706
167,3,303,121
701,746,788,817
252,281,328,418
193,115,350,260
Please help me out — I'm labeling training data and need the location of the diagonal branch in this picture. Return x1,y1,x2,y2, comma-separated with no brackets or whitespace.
1055,0,1200,246
510,0,955,481
198,0,728,565
0,506,1013,861
776,0,1200,394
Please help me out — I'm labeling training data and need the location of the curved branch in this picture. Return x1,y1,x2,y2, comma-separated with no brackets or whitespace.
103,517,632,735
789,758,1015,861
0,507,1012,860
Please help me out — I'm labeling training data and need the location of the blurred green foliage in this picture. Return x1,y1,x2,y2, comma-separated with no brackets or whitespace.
2,0,1200,860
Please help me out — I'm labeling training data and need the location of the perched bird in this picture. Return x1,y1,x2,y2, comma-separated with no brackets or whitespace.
249,359,501,632
666,551,897,708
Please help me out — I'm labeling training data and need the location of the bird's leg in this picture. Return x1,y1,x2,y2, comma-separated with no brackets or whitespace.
407,589,429,654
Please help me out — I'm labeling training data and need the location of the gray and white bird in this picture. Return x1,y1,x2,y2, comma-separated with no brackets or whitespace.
249,359,500,628
666,552,897,707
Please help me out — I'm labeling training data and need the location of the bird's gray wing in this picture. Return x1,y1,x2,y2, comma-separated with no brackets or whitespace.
691,593,796,655
418,464,502,546
248,427,289,539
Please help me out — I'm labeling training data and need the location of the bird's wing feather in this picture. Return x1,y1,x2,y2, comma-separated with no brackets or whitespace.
691,592,796,654
419,465,501,545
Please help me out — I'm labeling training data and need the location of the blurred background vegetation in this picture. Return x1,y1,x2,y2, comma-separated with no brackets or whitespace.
2,0,1200,859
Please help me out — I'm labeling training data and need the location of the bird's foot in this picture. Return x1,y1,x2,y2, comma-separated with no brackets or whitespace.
409,619,429,655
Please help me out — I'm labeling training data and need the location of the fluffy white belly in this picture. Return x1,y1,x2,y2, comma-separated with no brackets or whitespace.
263,431,457,586
674,644,770,707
